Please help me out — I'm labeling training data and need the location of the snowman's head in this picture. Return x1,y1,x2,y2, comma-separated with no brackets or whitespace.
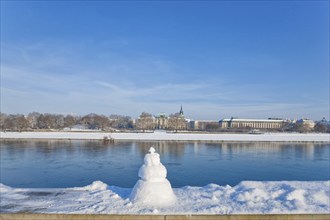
151,153,160,166
149,147,156,154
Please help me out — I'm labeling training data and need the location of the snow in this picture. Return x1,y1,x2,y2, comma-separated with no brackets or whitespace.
1,131,329,142
1,181,329,214
130,147,176,206
63,125,101,132
73,180,108,191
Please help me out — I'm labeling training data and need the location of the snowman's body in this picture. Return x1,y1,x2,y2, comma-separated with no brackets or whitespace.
130,147,176,206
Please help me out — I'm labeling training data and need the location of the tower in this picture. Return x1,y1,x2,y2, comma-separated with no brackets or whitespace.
179,105,184,117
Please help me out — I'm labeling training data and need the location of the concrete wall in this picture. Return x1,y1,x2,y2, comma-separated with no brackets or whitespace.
1,214,330,220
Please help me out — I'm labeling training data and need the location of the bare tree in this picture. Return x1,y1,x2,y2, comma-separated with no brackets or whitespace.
3,115,14,130
314,122,329,133
81,113,110,130
52,114,65,129
293,123,311,133
3,114,29,131
94,114,110,130
36,114,46,129
0,113,7,130
15,115,30,131
136,112,155,132
167,113,187,131
110,115,133,129
37,114,53,129
27,112,41,129
64,114,77,129
81,114,95,129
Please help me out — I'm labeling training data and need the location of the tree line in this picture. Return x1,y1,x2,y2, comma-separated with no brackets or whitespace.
0,112,133,131
1,112,329,133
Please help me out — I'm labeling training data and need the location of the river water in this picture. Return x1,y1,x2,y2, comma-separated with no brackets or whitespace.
0,140,329,188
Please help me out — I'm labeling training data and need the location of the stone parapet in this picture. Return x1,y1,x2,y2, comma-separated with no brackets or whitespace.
1,214,330,220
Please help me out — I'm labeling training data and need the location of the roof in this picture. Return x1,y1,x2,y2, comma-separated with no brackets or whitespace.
221,118,285,123
192,120,219,123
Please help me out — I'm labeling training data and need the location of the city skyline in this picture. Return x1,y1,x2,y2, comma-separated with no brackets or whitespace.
1,1,329,120
0,106,324,122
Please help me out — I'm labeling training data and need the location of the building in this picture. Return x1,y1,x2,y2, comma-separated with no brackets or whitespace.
219,118,286,129
296,118,315,129
155,113,168,129
137,106,187,130
135,114,156,131
166,106,187,130
189,120,220,130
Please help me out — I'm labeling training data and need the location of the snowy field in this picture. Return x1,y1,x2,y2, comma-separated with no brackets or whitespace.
1,180,329,214
1,131,329,142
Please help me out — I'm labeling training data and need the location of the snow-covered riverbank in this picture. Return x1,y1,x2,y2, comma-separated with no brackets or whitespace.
0,131,329,142
1,180,329,214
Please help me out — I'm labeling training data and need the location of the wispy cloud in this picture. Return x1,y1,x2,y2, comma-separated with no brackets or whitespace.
1,41,327,120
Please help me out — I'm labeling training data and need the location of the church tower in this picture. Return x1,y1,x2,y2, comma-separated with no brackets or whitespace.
179,105,184,117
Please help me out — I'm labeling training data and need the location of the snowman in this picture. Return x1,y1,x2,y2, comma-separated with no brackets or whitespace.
130,147,176,206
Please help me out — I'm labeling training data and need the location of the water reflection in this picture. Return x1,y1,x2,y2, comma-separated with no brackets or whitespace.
0,140,329,188
3,140,321,158
135,141,185,159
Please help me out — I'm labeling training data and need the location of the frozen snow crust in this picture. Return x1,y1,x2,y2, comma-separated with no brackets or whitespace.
1,180,329,214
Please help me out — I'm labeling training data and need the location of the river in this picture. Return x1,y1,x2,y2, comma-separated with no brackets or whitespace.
1,140,329,188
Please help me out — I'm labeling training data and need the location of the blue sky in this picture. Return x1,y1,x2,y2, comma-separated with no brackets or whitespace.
1,1,329,120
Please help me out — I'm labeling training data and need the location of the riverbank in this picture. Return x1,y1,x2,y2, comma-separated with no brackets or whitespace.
0,131,329,142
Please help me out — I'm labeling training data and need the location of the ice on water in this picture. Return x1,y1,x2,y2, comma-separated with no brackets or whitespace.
130,147,177,206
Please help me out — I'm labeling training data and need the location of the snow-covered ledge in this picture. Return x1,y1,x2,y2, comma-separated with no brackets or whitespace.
1,180,329,214
0,214,329,220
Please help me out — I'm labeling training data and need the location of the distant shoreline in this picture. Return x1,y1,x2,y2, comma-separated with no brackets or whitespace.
1,131,329,142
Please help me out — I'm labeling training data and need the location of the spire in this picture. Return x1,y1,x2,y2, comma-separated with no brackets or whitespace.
179,105,184,116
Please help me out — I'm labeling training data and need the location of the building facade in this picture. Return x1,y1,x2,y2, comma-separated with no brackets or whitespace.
137,106,187,130
188,120,220,130
155,113,168,129
219,118,286,129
